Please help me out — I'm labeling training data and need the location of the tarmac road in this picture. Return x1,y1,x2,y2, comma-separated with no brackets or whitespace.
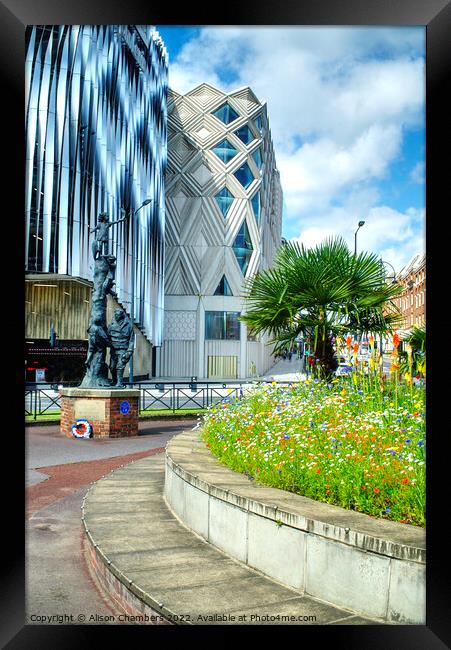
25,419,196,624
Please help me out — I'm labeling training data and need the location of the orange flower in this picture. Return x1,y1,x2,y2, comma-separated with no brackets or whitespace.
373,488,381,493
393,332,400,349
353,342,359,353
401,478,409,484
346,335,352,350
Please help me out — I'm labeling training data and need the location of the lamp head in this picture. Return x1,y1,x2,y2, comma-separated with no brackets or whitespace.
358,220,365,227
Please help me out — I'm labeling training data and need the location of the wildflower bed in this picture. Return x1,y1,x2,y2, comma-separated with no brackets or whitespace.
201,377,425,527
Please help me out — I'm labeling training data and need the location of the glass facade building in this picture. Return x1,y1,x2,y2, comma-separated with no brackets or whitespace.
25,25,168,358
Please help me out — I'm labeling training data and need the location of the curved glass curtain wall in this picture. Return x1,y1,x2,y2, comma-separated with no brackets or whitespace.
25,25,168,346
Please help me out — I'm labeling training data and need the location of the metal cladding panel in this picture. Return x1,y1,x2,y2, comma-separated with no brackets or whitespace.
25,25,168,346
160,83,282,377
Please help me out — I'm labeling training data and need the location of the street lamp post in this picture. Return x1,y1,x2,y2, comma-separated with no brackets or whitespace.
379,259,397,355
123,198,153,385
354,220,365,255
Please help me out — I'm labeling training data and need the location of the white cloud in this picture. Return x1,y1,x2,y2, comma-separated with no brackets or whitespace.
293,205,425,272
278,123,402,213
410,161,425,184
164,26,425,268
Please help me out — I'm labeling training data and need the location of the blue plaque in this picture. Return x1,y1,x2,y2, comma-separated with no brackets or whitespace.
120,400,130,414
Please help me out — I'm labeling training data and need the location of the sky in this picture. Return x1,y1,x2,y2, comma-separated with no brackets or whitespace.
156,26,425,273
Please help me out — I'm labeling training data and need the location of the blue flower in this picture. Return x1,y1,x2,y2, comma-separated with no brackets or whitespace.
385,507,391,514
418,440,424,446
405,439,411,444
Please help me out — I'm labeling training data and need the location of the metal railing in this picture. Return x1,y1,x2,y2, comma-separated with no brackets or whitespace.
25,380,295,420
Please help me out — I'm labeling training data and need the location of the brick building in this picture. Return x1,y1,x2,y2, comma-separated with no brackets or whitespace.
392,253,426,334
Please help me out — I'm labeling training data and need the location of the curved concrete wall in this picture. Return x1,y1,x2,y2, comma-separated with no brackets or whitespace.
164,431,426,624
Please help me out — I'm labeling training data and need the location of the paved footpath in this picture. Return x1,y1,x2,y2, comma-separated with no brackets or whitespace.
83,455,376,625
26,419,195,624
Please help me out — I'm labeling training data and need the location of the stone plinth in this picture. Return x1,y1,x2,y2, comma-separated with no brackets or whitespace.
61,388,140,438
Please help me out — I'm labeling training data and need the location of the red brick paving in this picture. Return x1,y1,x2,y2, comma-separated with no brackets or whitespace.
26,448,165,519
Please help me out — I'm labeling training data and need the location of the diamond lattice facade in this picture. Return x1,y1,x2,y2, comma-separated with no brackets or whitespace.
157,83,283,379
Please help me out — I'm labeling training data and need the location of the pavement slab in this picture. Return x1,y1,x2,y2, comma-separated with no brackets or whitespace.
83,454,377,625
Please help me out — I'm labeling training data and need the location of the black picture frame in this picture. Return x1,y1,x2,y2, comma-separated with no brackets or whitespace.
2,0,449,647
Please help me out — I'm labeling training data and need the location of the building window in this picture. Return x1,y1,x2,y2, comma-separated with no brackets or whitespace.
252,146,263,169
233,220,253,275
214,275,233,296
214,187,234,217
212,102,239,125
233,162,255,189
251,191,261,224
234,124,254,145
205,311,240,340
212,139,238,163
254,113,263,132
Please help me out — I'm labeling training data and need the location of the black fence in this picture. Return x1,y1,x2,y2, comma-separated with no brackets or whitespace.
24,380,293,420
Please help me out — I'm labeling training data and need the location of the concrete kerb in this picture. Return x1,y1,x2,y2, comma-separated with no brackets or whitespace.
81,468,176,624
82,455,378,625
165,430,426,623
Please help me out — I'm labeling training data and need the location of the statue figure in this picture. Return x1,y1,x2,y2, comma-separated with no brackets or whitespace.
108,309,135,387
80,316,111,387
80,209,135,389
90,211,128,259
80,254,119,388
101,255,118,300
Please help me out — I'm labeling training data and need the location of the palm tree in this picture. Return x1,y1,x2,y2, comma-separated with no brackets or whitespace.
241,236,403,376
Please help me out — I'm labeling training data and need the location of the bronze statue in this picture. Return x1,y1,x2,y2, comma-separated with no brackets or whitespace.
90,211,128,259
80,209,134,389
81,316,111,387
108,309,135,387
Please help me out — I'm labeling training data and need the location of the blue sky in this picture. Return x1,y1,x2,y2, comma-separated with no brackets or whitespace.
157,26,425,272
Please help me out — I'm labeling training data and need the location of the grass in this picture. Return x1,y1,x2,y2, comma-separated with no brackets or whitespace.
200,370,425,527
25,407,205,423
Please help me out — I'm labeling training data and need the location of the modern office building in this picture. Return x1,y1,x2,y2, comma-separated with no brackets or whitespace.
25,25,168,382
156,83,283,379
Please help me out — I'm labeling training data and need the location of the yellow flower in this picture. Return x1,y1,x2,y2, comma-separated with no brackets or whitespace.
340,389,347,396
404,373,412,384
